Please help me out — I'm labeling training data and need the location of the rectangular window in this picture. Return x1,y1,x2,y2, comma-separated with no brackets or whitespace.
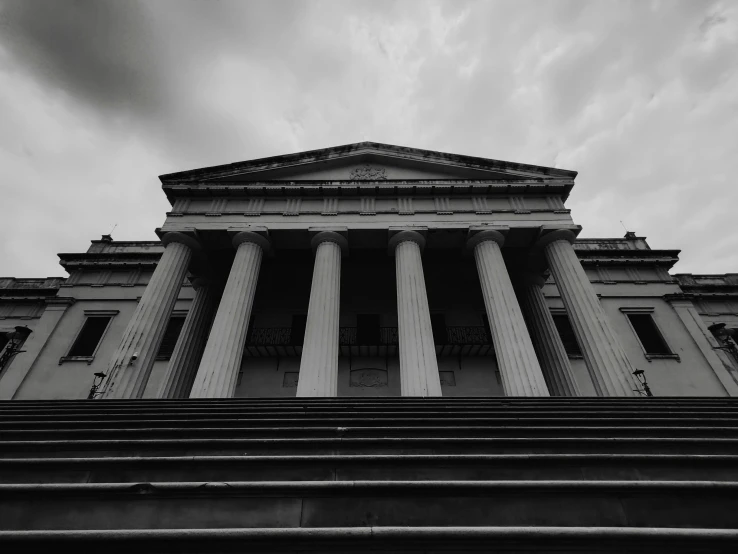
68,316,112,357
156,316,186,359
626,313,671,355
430,313,448,344
552,313,582,356
357,314,380,345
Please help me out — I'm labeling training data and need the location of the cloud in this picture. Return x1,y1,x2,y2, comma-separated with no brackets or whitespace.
0,0,736,276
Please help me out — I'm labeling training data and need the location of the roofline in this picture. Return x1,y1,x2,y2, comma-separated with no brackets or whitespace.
159,141,578,182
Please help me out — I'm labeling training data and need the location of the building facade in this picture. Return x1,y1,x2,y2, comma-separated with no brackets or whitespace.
2,142,738,400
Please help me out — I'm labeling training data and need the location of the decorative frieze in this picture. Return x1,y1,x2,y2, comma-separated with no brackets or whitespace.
360,197,376,215
206,198,228,216
244,198,264,216
398,198,414,215
434,197,453,214
284,198,302,216
322,198,339,216
510,196,531,214
472,196,491,214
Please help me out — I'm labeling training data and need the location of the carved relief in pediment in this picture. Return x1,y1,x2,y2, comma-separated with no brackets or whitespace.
349,165,387,181
349,368,388,388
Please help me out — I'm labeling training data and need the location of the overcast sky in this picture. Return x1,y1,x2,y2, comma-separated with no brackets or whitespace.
0,0,736,277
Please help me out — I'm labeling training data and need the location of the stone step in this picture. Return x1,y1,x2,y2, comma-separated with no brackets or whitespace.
4,413,738,426
1,480,737,530
0,526,736,553
1,454,737,484
2,424,738,441
4,436,738,458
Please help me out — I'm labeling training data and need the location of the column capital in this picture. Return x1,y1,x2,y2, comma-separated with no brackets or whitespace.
310,229,348,255
535,225,582,250
388,229,426,254
232,231,271,252
161,232,202,252
466,228,507,251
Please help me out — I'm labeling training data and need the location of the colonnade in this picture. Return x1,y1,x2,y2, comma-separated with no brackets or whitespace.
101,228,641,399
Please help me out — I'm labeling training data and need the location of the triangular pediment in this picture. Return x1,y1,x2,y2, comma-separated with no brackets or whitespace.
160,142,576,183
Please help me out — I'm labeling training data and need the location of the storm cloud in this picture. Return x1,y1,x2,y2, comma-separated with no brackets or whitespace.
0,0,736,276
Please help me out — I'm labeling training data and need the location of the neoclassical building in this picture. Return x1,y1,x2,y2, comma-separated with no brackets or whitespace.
1,142,738,400
3,143,738,550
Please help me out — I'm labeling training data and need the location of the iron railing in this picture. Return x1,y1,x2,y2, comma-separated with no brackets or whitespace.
246,326,489,347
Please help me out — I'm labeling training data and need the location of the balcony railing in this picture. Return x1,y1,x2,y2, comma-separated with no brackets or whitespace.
246,326,490,347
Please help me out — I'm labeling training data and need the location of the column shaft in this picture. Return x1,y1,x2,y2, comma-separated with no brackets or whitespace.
518,279,581,396
157,279,220,399
393,234,442,397
544,237,639,396
102,238,193,399
189,235,266,398
472,236,549,396
297,237,343,397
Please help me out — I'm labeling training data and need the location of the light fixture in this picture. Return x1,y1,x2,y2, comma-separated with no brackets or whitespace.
0,325,32,372
87,372,107,399
632,369,653,397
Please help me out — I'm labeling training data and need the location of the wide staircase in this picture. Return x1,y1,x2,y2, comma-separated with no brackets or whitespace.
0,397,737,552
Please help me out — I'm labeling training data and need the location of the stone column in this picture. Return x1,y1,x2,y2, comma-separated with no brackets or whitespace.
390,231,442,397
297,232,347,397
189,232,269,398
157,277,221,399
539,230,639,396
517,273,581,396
102,233,198,399
468,231,549,397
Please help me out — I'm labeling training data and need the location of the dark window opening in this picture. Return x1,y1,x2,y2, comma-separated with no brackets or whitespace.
357,314,381,345
552,314,582,356
627,313,671,355
290,314,307,345
0,334,9,353
482,314,492,344
68,317,112,357
156,316,186,359
430,313,448,344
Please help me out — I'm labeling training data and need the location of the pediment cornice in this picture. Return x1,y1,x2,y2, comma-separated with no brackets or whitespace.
159,142,577,183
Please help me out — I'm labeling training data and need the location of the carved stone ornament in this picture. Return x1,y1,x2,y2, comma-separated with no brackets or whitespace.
349,164,387,181
349,368,388,388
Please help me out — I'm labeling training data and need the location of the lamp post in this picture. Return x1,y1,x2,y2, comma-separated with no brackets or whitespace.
632,369,653,397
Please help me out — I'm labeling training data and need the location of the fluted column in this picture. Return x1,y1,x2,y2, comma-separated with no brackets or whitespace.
390,231,442,397
189,232,269,398
157,277,221,399
102,233,197,399
540,230,639,396
297,232,346,397
468,231,549,397
517,273,581,396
